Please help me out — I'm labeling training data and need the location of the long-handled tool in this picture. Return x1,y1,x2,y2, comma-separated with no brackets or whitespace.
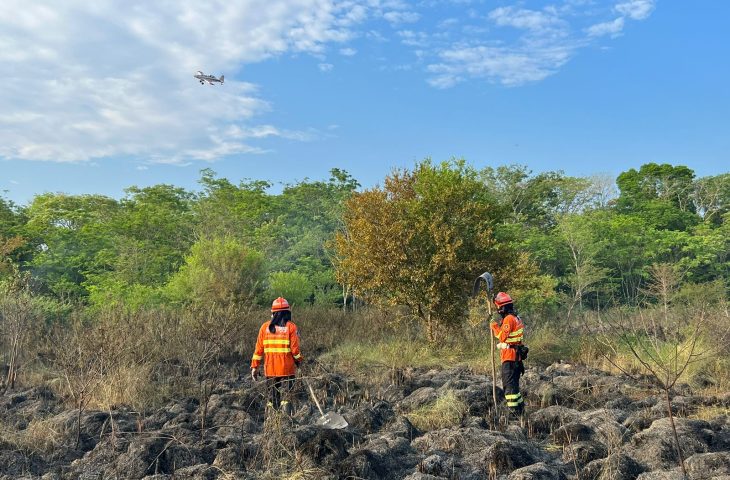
305,378,348,430
472,271,499,420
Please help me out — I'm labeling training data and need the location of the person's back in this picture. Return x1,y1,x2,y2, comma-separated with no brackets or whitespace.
251,297,303,414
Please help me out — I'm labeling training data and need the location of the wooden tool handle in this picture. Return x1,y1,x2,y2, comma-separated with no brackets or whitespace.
306,381,325,417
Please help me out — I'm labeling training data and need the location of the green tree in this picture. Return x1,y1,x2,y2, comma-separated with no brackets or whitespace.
616,163,699,230
556,212,609,317
22,193,119,299
112,184,195,286
166,237,265,307
267,271,314,306
194,169,274,243
692,173,730,224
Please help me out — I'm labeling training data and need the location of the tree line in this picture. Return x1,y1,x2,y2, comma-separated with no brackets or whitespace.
0,161,728,322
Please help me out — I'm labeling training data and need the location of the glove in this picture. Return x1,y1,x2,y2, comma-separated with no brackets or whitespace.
489,320,498,328
250,368,258,381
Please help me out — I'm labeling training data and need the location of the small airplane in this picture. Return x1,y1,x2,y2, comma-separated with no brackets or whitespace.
194,71,224,85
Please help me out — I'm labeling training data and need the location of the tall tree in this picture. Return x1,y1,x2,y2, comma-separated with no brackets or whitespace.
112,184,195,286
335,160,537,341
22,194,119,299
616,163,699,230
692,173,730,224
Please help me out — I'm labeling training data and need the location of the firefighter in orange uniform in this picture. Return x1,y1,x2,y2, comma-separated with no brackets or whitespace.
251,297,303,414
489,292,526,416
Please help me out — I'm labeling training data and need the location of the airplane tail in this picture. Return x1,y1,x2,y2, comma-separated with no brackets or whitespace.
219,75,224,84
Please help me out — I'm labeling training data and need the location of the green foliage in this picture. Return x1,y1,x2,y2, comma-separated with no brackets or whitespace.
86,277,165,312
616,163,698,230
166,237,265,307
22,193,120,299
267,271,314,306
335,159,541,340
114,184,195,286
3,162,727,317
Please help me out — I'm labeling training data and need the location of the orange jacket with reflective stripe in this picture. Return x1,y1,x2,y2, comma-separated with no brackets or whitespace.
250,321,302,377
490,314,525,363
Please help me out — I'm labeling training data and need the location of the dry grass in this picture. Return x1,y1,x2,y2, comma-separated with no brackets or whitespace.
8,296,726,418
405,390,467,431
0,416,64,455
252,410,330,480
687,405,730,421
89,363,159,411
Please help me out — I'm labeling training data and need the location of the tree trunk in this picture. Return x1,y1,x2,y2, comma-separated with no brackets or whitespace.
76,400,83,449
665,388,687,478
5,335,19,392
425,312,436,343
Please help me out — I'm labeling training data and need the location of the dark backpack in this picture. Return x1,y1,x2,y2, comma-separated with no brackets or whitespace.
516,344,529,361
513,314,528,361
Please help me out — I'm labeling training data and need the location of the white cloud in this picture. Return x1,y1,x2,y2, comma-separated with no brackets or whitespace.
398,30,430,47
423,0,655,88
586,17,625,37
424,4,576,87
0,0,369,164
615,0,655,20
488,6,564,32
383,10,420,24
428,43,574,88
0,0,661,154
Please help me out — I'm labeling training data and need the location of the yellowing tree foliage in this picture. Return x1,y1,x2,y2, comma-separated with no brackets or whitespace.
334,160,538,341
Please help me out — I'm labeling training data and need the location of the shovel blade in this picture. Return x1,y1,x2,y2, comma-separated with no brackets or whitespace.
315,411,348,429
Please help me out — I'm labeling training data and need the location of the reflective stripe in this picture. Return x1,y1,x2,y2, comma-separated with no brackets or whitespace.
252,354,263,360
508,328,524,337
507,397,524,407
505,393,522,400
264,339,290,345
264,348,292,353
506,338,523,344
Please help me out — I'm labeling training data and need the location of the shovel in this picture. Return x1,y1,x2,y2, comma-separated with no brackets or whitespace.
305,379,348,429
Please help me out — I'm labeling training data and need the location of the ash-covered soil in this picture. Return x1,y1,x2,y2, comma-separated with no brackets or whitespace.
1,361,728,479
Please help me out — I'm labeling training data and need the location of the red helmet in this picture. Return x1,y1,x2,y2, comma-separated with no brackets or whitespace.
493,292,513,307
271,297,290,312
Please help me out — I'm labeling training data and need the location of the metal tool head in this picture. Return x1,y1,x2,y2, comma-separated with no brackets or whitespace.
315,411,348,429
472,271,494,297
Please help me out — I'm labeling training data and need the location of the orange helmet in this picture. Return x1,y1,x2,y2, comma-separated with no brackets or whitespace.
271,297,290,312
493,292,513,307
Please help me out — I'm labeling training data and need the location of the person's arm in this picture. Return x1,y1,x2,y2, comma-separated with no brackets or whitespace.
490,318,511,343
290,323,303,365
251,324,264,379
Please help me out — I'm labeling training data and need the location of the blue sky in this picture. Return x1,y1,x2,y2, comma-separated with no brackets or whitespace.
1,0,728,204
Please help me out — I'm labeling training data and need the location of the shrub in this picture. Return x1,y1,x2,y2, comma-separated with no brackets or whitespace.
266,271,314,306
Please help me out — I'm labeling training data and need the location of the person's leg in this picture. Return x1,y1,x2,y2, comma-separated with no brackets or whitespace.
279,375,295,415
502,361,523,415
271,376,285,409
515,361,525,415
266,377,277,410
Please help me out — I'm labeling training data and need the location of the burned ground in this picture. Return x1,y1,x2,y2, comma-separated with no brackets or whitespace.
0,361,728,479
